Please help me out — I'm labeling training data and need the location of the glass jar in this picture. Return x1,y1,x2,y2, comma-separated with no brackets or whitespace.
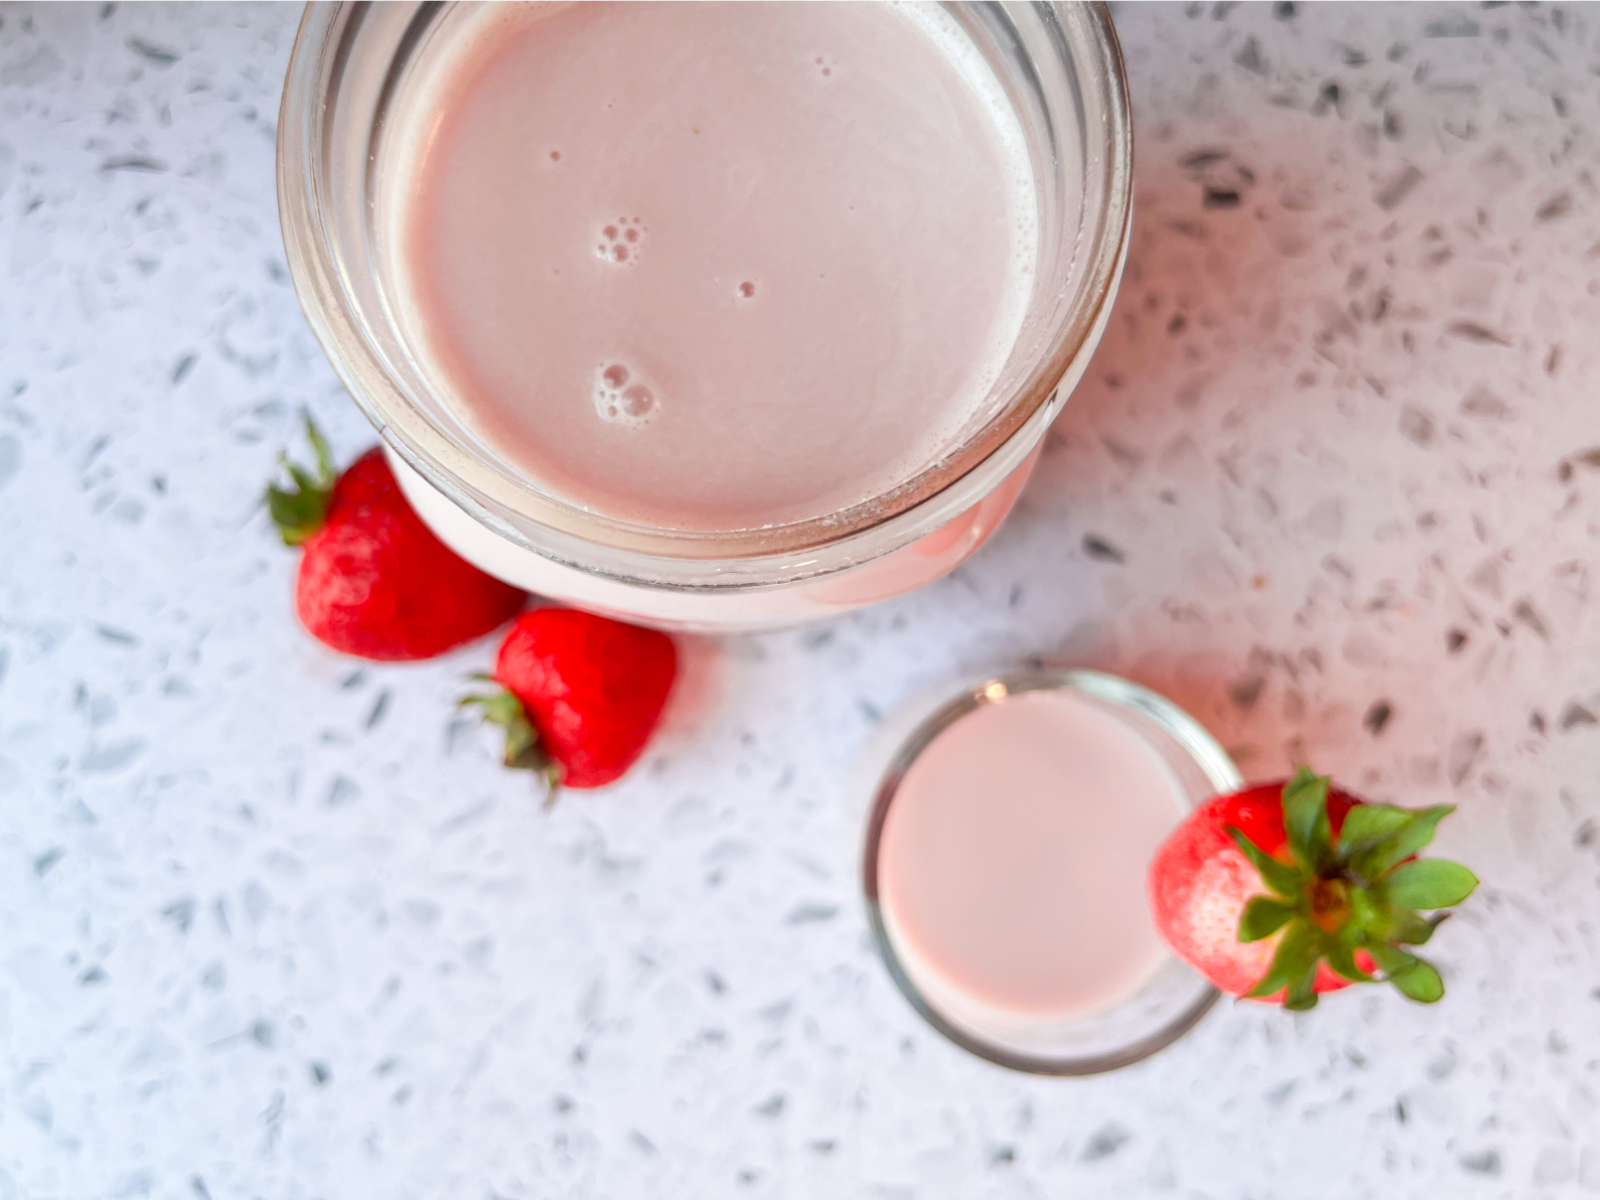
857,668,1240,1075
276,3,1132,630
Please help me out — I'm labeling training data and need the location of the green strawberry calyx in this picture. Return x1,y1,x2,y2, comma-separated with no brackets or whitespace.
266,414,338,546
459,675,562,805
1229,767,1479,1011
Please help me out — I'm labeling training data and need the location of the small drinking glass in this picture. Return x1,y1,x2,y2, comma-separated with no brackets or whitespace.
858,668,1241,1075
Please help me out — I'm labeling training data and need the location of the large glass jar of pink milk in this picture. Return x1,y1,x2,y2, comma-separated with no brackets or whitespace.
277,2,1132,631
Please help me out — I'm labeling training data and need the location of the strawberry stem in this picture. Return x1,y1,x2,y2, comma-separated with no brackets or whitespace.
267,413,338,546
460,676,563,802
1308,878,1349,932
1227,767,1479,1009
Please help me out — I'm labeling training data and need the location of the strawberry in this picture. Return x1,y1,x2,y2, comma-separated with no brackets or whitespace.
268,418,525,661
1148,768,1478,1010
463,608,676,792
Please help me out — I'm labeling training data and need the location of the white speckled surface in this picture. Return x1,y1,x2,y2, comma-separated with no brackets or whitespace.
2,2,1598,1196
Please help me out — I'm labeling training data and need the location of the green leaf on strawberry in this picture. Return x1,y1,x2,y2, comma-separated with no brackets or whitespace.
1243,919,1320,1007
1383,859,1479,910
1350,804,1454,878
267,414,337,546
1237,896,1296,943
1390,911,1448,946
1281,768,1332,872
1322,940,1374,985
1225,827,1302,897
1333,803,1413,857
1385,957,1445,1004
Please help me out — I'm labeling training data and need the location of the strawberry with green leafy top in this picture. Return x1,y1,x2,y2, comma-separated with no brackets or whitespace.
1148,768,1479,1010
268,417,525,661
463,608,677,796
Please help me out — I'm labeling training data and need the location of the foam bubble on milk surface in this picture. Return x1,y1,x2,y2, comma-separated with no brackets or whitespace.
589,216,659,427
593,361,658,426
595,216,645,265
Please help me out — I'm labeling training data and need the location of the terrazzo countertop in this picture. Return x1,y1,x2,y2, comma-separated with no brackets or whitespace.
3,2,1599,1196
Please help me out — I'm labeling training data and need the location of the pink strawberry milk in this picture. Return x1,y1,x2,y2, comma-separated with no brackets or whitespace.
278,2,1133,627
877,687,1188,1028
394,2,1034,532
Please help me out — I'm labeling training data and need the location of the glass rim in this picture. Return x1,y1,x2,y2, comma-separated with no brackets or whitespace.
860,668,1242,1076
275,1,1135,567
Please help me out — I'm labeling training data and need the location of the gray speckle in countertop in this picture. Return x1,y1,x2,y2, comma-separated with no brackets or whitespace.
2,2,1598,1198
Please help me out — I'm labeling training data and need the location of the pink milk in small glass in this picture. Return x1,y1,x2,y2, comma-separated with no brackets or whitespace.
860,670,1238,1074
879,688,1183,1023
276,3,1134,629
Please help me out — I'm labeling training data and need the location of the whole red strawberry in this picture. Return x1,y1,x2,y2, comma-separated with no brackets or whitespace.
1149,769,1478,1010
464,608,676,791
268,419,525,661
